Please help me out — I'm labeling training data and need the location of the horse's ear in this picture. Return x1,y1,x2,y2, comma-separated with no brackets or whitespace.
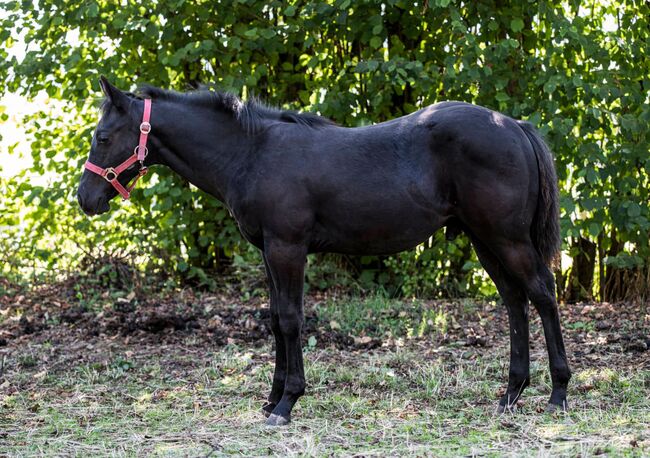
99,75,129,112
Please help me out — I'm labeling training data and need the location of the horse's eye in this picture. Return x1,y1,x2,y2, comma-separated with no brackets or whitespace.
97,135,109,144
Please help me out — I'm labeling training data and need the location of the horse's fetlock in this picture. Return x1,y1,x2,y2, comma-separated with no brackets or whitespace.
285,376,306,397
551,365,571,386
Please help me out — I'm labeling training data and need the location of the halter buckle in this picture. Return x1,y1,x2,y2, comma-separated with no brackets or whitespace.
104,168,118,182
140,121,151,134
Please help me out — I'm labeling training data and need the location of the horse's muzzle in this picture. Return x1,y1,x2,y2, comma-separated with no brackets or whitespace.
77,193,110,216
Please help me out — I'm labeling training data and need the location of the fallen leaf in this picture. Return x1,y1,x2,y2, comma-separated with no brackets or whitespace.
354,336,373,345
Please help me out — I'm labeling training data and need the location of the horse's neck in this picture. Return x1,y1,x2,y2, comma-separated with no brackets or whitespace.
150,101,250,202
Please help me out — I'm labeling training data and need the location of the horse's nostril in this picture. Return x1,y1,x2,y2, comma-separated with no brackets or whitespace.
77,193,84,208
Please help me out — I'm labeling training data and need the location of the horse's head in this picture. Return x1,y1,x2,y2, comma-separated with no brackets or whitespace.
77,76,149,215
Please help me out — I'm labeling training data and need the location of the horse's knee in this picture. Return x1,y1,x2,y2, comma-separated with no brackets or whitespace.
278,314,302,338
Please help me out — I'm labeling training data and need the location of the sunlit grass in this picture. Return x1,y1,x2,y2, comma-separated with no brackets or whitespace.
1,343,648,456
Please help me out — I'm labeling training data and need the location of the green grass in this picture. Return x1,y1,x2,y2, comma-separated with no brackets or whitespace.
314,294,451,339
1,296,648,456
2,347,648,456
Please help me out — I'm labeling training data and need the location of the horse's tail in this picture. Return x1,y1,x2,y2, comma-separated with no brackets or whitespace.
518,121,561,267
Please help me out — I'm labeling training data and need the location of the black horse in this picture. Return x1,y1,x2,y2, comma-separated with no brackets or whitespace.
77,77,570,425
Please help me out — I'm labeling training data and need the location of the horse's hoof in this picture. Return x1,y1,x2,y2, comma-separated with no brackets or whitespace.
546,401,568,414
265,413,290,426
494,398,517,415
262,403,276,418
495,403,517,415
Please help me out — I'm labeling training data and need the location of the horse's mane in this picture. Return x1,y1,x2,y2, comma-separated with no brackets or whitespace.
134,85,335,135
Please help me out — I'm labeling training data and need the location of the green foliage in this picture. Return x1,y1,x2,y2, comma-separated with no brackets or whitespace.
0,1,648,297
384,232,497,298
304,254,361,293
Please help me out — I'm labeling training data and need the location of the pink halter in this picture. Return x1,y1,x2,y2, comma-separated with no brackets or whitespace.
84,98,152,200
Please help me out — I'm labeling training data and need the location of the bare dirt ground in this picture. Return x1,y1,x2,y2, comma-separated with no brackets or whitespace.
2,283,648,373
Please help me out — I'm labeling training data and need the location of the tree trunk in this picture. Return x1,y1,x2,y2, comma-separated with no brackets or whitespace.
566,236,596,302
602,229,624,302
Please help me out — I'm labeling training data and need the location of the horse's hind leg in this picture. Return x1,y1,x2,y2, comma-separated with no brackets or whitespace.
490,239,571,412
526,257,571,412
471,237,531,413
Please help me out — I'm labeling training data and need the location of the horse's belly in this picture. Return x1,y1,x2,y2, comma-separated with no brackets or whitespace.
310,202,446,255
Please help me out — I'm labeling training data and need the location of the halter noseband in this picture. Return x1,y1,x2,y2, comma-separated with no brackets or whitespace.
84,98,152,200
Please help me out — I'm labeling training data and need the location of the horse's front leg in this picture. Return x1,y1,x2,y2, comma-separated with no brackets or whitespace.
262,238,307,426
262,254,287,418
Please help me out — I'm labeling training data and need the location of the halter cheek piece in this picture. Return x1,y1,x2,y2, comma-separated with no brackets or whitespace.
84,98,152,200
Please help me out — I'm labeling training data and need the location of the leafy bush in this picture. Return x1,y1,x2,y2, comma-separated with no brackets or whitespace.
0,1,648,299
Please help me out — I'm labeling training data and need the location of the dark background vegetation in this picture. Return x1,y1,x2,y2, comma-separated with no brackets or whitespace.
0,0,648,302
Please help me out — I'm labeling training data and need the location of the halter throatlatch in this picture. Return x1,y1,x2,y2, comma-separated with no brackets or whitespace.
84,98,152,200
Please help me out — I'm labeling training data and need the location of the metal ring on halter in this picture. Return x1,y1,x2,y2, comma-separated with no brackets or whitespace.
140,121,151,134
104,168,118,182
134,145,149,157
